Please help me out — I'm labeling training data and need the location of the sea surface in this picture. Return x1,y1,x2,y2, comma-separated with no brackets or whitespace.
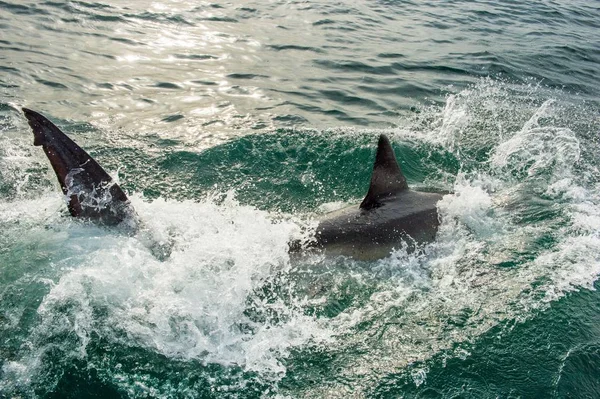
1,1,600,398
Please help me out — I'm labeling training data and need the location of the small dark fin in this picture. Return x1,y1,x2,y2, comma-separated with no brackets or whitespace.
22,108,133,225
359,134,408,210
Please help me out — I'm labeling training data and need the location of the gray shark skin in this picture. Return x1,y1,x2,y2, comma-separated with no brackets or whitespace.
22,108,135,226
303,134,446,260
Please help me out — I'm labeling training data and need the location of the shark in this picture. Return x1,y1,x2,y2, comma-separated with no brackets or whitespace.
21,108,445,260
298,134,446,260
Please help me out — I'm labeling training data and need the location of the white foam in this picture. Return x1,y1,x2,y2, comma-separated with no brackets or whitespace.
294,80,600,398
0,194,333,393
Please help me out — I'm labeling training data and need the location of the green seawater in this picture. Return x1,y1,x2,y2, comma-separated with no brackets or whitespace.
1,1,600,398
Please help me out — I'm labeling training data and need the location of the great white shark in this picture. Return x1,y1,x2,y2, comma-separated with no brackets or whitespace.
22,108,445,260
297,134,446,260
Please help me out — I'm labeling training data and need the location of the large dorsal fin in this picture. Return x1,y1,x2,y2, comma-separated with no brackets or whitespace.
22,108,133,225
359,134,408,210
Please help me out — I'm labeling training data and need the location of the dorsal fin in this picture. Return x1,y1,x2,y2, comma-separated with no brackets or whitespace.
359,134,408,210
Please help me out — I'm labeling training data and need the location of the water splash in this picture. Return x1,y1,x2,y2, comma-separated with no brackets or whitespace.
287,79,600,398
1,80,600,398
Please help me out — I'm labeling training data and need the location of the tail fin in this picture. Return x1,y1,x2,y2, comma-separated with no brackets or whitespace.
22,108,134,225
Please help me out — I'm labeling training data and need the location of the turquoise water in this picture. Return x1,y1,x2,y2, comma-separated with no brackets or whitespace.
1,1,600,398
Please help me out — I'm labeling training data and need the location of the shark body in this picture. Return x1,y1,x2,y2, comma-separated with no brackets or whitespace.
303,135,445,260
22,109,444,260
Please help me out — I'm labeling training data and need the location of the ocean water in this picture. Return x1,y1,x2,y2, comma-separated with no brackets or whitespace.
1,1,600,398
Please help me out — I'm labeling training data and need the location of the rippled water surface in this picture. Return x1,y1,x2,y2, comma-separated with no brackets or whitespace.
1,1,600,398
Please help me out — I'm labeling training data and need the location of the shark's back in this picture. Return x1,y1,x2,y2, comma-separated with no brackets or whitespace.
309,135,446,260
314,190,443,259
